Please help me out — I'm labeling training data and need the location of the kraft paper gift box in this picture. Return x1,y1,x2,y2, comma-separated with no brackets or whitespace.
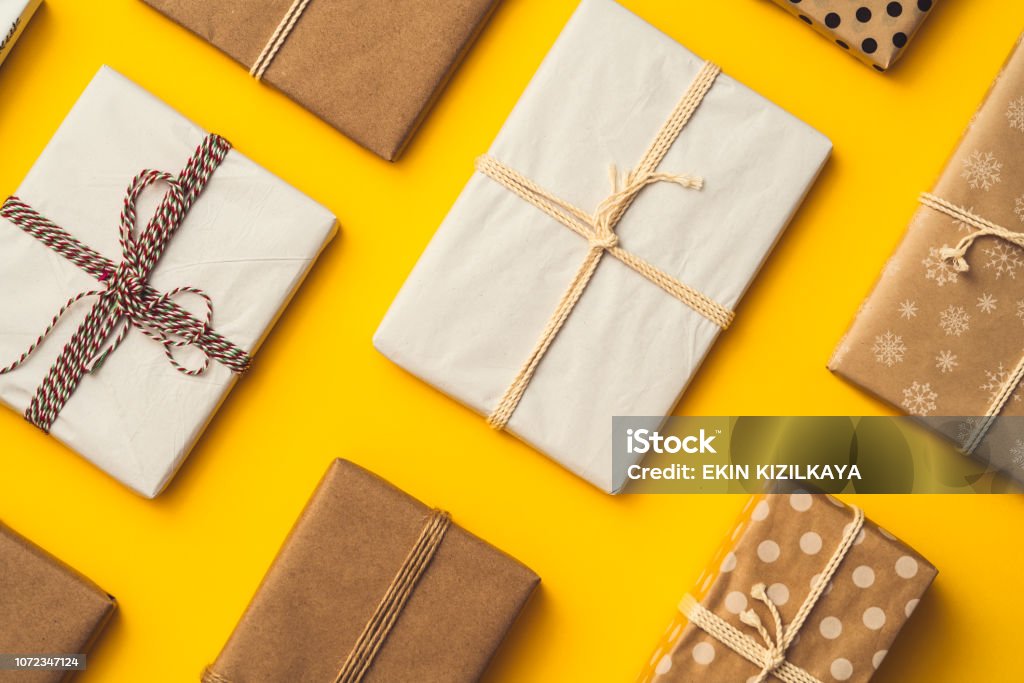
638,492,936,683
201,459,539,683
830,35,1024,481
0,0,41,68
768,0,936,72
0,66,337,498
374,0,832,493
141,0,499,161
0,522,116,683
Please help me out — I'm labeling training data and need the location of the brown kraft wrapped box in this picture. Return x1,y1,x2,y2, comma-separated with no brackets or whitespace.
202,459,539,682
830,35,1024,481
0,523,116,683
141,0,500,160
638,492,936,683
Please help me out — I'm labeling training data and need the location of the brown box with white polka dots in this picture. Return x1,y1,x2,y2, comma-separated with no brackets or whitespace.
638,493,936,683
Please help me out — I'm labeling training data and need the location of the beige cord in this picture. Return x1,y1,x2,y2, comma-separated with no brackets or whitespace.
479,61,734,431
679,506,866,683
250,0,313,80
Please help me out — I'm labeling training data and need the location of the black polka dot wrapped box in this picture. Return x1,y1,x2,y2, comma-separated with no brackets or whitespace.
638,493,936,682
768,0,936,71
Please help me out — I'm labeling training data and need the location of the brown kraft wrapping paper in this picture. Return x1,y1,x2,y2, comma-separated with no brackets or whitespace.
768,0,936,71
0,523,116,683
141,0,499,161
830,35,1024,481
638,493,936,683
202,459,539,682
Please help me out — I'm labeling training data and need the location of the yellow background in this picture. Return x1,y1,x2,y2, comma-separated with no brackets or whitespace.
0,0,1022,680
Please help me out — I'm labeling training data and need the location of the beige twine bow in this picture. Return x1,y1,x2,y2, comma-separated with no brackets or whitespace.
679,505,865,683
477,61,735,432
920,193,1024,454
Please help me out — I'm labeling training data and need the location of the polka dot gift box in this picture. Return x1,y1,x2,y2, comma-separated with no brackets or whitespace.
637,493,936,683
768,0,936,71
830,34,1024,482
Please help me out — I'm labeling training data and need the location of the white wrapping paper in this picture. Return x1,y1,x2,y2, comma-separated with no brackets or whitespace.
0,0,40,67
0,67,337,497
374,0,831,493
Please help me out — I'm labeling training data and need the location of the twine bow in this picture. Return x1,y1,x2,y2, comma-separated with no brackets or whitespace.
740,583,788,683
477,61,735,432
919,192,1024,453
680,505,865,683
0,134,251,433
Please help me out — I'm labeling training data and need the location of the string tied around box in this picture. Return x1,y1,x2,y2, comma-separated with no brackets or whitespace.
679,505,865,683
0,134,251,434
250,0,314,80
919,192,1024,454
476,60,736,432
201,508,452,683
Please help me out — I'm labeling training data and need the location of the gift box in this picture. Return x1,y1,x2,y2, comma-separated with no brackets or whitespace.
201,459,539,683
768,0,936,72
0,522,116,683
830,35,1024,480
637,492,936,683
0,0,41,67
141,0,499,161
0,66,337,498
374,0,831,493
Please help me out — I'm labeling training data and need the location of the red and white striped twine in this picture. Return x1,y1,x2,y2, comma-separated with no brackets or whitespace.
0,134,252,433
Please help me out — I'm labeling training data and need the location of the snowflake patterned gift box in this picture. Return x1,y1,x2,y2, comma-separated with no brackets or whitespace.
0,0,41,67
0,66,337,498
830,34,1024,481
637,492,936,683
374,0,831,493
767,0,936,72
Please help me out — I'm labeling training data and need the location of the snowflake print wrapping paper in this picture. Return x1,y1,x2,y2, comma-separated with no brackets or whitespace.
0,0,41,68
767,0,936,72
637,493,935,683
831,35,1024,482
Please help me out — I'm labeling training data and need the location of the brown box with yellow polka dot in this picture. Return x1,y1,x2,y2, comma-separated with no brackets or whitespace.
637,493,935,683
768,0,936,71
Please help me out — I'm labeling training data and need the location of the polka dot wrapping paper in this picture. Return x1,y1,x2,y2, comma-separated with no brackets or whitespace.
830,34,1024,482
768,0,936,71
637,493,935,683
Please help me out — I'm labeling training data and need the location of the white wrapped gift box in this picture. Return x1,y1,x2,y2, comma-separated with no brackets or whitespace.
375,0,831,493
0,67,337,497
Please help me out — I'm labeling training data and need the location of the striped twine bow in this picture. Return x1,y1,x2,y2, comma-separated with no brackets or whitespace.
679,506,866,683
0,133,251,433
477,61,734,432
919,192,1024,454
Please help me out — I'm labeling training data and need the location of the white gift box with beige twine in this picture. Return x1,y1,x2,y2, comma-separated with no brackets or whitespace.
375,0,831,492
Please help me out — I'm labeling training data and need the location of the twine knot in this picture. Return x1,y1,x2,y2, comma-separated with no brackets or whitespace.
740,582,789,683
939,245,970,273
